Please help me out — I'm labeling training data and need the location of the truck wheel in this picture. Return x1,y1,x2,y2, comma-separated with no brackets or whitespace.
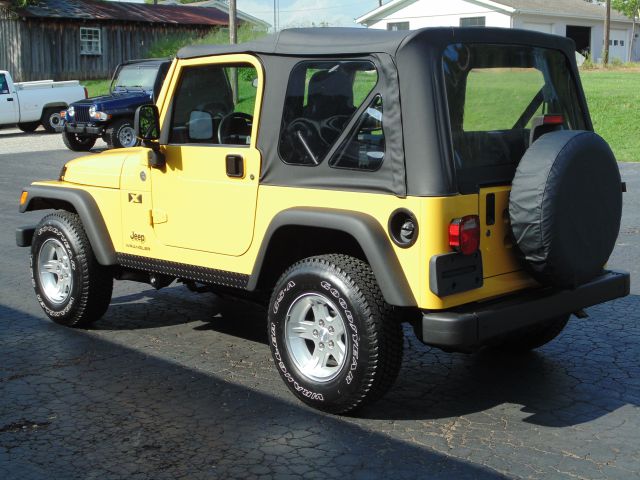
41,108,63,133
18,122,40,133
106,119,139,149
492,315,570,353
268,254,403,414
31,211,113,327
62,131,96,152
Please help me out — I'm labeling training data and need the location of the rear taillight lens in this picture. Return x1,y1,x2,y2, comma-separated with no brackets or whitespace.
449,215,480,255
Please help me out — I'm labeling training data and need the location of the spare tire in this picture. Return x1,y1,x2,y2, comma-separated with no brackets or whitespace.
509,130,622,289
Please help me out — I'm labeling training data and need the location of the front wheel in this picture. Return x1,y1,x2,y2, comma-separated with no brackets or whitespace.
105,118,139,149
268,254,403,414
18,122,40,133
62,131,96,152
41,108,63,133
31,211,113,327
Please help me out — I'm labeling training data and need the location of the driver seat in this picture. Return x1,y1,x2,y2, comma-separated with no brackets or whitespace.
303,69,355,121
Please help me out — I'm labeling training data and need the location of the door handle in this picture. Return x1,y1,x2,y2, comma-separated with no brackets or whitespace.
7,97,13,102
225,154,244,178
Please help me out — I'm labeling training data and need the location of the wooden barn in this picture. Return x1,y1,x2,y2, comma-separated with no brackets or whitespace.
0,0,263,81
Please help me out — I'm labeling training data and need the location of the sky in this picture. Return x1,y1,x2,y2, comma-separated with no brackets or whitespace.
108,0,384,28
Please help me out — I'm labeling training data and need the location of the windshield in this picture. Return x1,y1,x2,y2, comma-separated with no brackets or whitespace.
113,65,159,91
443,43,587,192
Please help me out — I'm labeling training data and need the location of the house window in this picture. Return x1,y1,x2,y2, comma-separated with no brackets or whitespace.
460,17,486,27
80,27,102,55
387,22,409,31
621,40,625,46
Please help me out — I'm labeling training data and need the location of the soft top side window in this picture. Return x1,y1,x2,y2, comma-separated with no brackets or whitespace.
279,60,378,166
329,95,385,171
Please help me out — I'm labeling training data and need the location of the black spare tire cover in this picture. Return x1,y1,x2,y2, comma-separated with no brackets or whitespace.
509,130,622,289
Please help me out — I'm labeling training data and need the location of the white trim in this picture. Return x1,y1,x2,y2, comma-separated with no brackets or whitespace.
356,0,633,26
356,0,411,24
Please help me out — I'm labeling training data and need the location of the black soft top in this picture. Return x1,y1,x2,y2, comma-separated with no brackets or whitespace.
178,27,576,60
175,28,584,198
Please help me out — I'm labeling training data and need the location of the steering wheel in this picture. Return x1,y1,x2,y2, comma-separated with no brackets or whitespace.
217,112,253,145
286,118,325,165
318,114,351,144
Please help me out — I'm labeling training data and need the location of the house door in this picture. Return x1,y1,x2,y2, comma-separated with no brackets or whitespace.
609,29,629,61
151,56,263,256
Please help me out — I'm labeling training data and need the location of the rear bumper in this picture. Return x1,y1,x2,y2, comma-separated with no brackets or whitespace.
56,123,104,136
419,270,630,349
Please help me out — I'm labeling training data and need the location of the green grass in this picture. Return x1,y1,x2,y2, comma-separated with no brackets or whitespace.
580,70,640,162
82,79,111,97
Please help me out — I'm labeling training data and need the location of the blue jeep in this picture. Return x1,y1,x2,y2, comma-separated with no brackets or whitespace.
58,58,171,151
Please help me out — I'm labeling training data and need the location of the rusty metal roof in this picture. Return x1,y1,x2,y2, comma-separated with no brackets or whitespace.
11,0,232,25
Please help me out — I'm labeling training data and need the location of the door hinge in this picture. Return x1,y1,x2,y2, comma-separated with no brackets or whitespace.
151,209,167,224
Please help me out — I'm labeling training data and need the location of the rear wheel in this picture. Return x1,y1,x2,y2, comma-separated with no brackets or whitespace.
105,118,139,149
41,108,63,133
492,315,570,353
31,211,113,327
62,131,96,152
18,122,40,133
268,254,403,414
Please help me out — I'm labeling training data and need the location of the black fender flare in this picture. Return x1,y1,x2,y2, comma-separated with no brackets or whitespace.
20,185,116,266
248,207,417,307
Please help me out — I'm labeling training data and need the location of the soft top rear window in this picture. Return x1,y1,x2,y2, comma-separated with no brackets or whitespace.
443,43,587,193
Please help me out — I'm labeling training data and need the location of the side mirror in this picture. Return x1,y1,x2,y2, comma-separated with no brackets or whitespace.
134,104,160,141
134,105,165,168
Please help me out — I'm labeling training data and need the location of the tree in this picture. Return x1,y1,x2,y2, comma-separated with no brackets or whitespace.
612,0,640,61
604,0,611,65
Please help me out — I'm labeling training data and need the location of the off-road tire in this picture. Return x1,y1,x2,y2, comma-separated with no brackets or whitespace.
62,131,96,152
41,108,63,133
105,118,139,149
268,254,403,414
493,315,570,353
31,211,113,327
18,122,40,133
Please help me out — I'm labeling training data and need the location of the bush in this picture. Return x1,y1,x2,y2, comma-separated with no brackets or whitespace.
147,24,267,59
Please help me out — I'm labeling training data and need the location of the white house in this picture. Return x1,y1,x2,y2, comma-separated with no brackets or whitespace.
356,0,639,62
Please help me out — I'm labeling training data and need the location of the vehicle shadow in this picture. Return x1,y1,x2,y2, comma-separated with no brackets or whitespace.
0,303,506,479
90,284,640,428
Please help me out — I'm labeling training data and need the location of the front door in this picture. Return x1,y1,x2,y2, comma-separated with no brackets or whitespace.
151,56,263,256
0,73,18,125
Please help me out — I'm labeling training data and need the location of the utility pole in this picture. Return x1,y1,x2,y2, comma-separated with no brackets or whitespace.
603,0,611,65
229,0,238,103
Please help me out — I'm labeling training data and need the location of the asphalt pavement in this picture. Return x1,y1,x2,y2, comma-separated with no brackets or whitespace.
1,128,639,479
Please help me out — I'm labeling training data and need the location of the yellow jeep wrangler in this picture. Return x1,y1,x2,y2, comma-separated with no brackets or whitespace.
17,28,629,414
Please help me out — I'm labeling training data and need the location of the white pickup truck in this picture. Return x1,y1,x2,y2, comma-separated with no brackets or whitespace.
0,70,87,133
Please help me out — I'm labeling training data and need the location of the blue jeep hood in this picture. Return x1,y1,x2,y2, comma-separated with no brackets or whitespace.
71,90,153,112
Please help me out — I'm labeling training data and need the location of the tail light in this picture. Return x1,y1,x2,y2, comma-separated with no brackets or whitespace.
449,215,480,255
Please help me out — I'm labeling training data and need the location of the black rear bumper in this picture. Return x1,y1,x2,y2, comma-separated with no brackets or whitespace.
419,270,630,349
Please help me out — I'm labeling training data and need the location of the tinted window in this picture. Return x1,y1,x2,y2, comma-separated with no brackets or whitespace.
279,61,378,166
443,43,587,189
330,95,385,171
169,63,257,146
0,74,8,94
